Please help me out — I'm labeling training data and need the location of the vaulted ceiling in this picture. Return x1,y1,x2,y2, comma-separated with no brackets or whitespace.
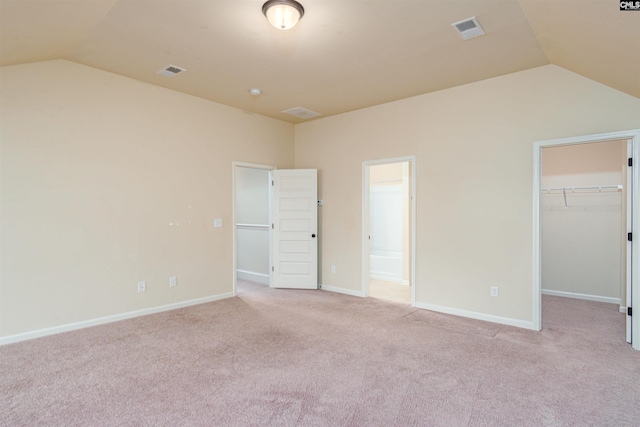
1,0,638,123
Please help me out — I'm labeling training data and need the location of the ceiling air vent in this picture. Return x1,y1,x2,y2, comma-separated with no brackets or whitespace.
451,17,485,40
157,64,186,78
282,107,322,120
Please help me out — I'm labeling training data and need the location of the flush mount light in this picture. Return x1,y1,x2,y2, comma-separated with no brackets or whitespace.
262,0,305,30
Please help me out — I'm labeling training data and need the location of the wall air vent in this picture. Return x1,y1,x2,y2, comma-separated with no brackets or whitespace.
157,65,186,78
282,107,322,120
451,17,485,40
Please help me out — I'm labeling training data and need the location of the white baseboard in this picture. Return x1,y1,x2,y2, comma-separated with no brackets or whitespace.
370,274,410,286
320,284,365,298
620,306,627,313
414,302,537,331
542,289,620,305
321,287,534,330
0,292,234,346
237,269,269,285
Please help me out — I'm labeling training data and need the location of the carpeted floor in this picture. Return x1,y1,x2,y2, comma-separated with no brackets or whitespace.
1,281,639,426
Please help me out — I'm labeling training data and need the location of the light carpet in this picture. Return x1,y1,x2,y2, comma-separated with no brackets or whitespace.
1,280,639,426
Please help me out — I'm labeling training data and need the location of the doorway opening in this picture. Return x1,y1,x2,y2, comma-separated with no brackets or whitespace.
362,156,416,305
232,162,274,296
541,140,628,341
233,163,319,295
533,130,640,351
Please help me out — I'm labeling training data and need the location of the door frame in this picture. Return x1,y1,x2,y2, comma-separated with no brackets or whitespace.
532,129,640,350
232,161,275,297
362,155,417,306
627,139,633,343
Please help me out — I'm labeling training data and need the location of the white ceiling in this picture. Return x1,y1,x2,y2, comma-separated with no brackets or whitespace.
1,0,638,123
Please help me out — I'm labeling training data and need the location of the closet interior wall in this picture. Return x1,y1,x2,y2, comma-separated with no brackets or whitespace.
541,140,627,305
235,167,270,285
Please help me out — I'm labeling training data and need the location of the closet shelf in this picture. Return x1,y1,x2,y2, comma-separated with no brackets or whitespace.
542,185,622,208
236,223,269,230
542,185,622,193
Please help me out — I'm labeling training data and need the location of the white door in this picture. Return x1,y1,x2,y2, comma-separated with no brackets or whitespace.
271,169,318,289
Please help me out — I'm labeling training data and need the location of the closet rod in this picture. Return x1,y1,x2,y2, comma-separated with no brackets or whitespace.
542,184,622,193
236,223,270,230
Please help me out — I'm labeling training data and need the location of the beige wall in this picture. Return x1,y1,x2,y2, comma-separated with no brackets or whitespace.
541,140,626,301
2,60,639,338
0,60,294,337
295,65,640,325
370,163,403,185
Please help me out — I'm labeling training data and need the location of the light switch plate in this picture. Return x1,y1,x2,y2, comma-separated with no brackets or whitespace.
214,218,222,228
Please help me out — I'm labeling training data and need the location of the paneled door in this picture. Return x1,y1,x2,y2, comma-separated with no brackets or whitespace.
271,169,318,289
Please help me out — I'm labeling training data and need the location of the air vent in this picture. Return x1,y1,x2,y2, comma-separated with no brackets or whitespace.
282,107,322,120
157,64,186,78
451,17,485,40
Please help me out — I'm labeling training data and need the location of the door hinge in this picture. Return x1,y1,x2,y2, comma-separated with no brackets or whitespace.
272,223,274,229
629,158,633,167
272,180,274,186
628,307,632,316
272,266,274,272
629,232,633,242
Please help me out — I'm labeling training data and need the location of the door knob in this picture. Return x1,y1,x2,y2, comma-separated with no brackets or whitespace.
312,234,316,238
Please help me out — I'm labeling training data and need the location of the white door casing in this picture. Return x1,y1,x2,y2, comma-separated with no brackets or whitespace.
271,169,318,289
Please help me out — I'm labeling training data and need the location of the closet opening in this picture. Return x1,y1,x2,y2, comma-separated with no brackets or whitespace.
533,129,640,351
541,140,629,340
232,162,274,296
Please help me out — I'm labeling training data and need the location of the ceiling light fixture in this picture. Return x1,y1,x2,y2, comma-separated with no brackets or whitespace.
262,0,305,30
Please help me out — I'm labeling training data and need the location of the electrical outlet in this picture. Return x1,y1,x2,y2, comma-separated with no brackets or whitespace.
490,286,499,298
138,281,146,293
331,265,336,274
169,276,177,288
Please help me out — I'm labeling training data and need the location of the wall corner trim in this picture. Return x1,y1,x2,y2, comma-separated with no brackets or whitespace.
0,292,234,346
